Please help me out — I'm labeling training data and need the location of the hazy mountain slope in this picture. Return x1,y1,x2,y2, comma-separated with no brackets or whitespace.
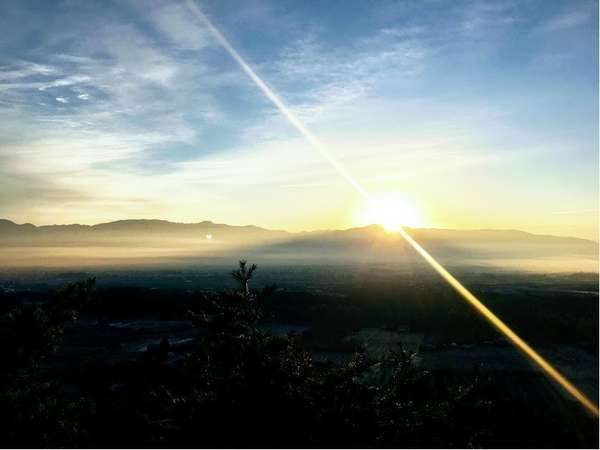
0,219,289,246
249,225,597,261
0,219,597,271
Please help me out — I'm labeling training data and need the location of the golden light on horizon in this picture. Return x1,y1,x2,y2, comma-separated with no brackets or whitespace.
360,193,425,230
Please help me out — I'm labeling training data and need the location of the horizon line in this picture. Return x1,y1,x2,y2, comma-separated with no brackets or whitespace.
1,217,597,242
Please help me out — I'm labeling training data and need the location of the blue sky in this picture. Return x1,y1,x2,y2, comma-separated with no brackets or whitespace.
0,0,597,238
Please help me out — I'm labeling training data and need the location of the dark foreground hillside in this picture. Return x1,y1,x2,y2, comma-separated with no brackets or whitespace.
0,262,597,448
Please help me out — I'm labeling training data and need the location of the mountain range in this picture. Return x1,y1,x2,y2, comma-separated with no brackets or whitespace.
0,219,597,271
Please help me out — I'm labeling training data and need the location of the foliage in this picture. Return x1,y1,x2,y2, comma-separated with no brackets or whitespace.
1,278,95,370
0,266,596,447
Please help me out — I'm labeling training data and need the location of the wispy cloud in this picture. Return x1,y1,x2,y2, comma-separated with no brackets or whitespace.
142,1,213,50
0,61,57,81
264,27,429,124
0,0,232,223
539,3,594,32
461,1,519,33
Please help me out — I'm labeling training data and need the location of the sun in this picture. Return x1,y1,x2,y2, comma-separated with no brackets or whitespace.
359,193,424,231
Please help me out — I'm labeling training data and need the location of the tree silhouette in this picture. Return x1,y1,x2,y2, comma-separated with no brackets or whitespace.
230,259,257,296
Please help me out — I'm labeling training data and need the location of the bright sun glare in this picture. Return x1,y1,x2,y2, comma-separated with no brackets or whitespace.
360,193,424,231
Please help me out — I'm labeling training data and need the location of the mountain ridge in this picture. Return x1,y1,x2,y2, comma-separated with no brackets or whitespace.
0,218,596,244
1,218,597,271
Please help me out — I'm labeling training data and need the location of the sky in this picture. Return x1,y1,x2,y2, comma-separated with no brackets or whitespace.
0,0,598,239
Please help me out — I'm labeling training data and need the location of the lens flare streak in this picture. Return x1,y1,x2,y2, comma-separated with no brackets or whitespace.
186,0,599,417
398,228,599,417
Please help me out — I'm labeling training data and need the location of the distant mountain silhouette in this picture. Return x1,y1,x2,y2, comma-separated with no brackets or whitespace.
0,219,597,270
253,224,597,262
0,219,288,246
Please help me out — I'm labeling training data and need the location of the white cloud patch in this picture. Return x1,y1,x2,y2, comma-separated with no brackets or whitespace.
263,28,429,125
461,1,519,33
143,1,213,50
540,4,594,32
0,61,57,81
